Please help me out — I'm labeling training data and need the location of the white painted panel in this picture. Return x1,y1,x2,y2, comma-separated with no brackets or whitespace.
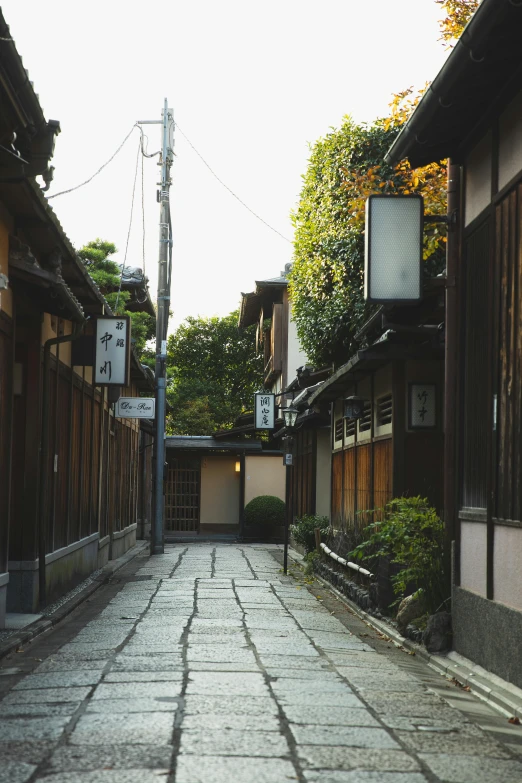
287,305,308,382
315,429,331,519
499,90,522,190
465,131,492,226
460,521,487,597
493,525,522,611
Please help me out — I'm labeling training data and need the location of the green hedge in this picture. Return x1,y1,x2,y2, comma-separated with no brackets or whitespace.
244,495,286,527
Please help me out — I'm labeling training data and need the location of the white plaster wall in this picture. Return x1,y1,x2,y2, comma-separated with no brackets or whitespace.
460,521,487,597
287,308,308,383
493,525,522,611
200,457,240,525
244,455,286,506
315,429,331,519
465,131,492,226
499,89,522,190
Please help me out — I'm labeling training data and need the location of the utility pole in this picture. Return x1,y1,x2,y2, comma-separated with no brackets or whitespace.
138,99,174,555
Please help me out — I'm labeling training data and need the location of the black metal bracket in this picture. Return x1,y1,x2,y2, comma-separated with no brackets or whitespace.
424,209,458,228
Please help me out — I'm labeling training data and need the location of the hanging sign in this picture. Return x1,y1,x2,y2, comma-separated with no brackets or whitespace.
254,392,275,429
94,317,131,386
283,453,293,466
115,397,155,419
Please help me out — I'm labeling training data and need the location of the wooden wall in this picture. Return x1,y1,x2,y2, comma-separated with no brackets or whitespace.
331,438,392,532
0,312,12,575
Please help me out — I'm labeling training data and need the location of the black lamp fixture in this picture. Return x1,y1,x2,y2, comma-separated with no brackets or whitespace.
283,406,298,430
343,396,365,420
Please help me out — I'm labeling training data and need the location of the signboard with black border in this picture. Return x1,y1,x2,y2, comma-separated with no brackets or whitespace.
94,316,131,386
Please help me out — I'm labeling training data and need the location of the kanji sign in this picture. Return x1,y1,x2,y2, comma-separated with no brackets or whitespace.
115,397,155,419
254,392,275,430
94,317,131,386
409,383,436,429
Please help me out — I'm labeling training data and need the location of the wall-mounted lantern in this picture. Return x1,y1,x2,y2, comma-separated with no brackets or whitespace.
235,460,241,473
364,194,424,303
343,396,366,420
282,406,298,430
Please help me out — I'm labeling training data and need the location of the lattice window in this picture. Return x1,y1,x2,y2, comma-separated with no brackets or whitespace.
345,418,356,439
358,401,372,433
334,418,343,441
377,393,393,427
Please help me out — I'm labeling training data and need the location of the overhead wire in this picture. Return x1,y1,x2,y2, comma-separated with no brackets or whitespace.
114,138,141,312
47,125,137,200
175,122,293,245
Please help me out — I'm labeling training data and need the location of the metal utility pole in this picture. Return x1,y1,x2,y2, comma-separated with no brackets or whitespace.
138,99,174,555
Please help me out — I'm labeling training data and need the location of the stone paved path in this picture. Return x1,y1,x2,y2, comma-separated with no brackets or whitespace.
1,543,522,782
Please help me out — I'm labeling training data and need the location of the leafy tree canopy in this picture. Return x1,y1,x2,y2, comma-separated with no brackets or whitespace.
166,311,262,435
78,239,155,358
289,112,446,368
436,0,479,46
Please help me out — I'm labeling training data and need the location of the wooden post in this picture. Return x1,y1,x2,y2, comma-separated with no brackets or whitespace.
314,527,321,553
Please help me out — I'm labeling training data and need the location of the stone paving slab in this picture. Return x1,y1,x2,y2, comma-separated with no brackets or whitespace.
0,761,37,783
303,773,429,783
46,745,174,772
70,712,175,745
175,755,296,783
180,728,289,757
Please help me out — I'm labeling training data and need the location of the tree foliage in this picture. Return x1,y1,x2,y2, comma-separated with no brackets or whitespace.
78,239,155,358
166,311,262,435
290,113,446,368
436,0,479,46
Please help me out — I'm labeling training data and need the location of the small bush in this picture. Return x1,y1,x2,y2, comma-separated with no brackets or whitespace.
349,496,447,614
244,495,286,527
291,514,330,554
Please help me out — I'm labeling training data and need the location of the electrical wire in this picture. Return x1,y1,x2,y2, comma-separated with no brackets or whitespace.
141,148,146,277
47,125,137,200
115,138,141,312
175,122,293,245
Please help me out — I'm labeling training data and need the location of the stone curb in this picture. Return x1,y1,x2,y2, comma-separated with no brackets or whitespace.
0,540,149,661
287,547,522,720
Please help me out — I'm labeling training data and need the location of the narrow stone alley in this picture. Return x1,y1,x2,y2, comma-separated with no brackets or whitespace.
1,544,522,783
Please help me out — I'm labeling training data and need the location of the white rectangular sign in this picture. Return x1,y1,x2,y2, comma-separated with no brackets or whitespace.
254,392,275,429
94,317,130,386
115,397,155,419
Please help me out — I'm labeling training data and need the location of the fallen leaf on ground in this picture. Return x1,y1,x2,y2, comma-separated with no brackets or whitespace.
508,717,521,725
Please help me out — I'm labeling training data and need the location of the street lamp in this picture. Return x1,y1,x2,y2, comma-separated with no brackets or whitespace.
282,405,298,574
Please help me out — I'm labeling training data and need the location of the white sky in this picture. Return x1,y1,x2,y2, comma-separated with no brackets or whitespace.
3,0,448,330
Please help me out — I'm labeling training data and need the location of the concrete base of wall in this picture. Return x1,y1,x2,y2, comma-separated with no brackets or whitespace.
98,536,110,569
111,524,137,561
7,533,99,613
453,586,522,690
0,574,7,629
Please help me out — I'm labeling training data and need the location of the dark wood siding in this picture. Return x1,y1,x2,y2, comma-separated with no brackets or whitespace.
331,451,343,528
165,457,201,531
374,439,393,513
0,314,13,575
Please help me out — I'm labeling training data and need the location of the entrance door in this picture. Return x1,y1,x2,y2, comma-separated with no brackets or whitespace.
165,457,200,532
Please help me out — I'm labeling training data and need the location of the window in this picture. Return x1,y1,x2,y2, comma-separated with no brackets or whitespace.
376,393,392,427
334,418,343,442
345,418,356,439
358,401,372,434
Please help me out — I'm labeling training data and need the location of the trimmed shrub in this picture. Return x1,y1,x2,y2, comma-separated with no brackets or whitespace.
244,495,286,527
291,515,330,554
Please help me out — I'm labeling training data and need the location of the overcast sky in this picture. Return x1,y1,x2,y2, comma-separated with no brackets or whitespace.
3,0,448,329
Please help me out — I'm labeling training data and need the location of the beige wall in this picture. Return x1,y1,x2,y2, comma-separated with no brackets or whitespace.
493,525,522,611
315,429,331,518
244,455,285,506
460,521,487,597
200,456,240,526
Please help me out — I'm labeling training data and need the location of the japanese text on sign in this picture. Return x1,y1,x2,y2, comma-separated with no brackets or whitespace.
254,392,275,430
94,317,130,386
410,384,436,428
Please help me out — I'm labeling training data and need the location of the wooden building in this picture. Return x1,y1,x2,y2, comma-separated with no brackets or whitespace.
306,287,445,534
0,17,154,623
385,0,522,687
